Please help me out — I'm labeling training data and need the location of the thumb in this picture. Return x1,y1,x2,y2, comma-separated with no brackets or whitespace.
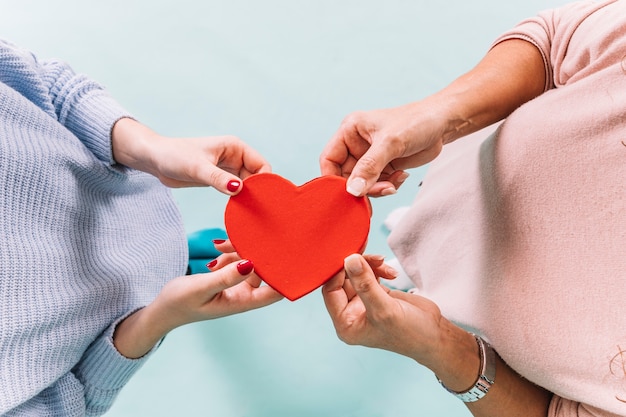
344,254,390,312
346,144,396,197
201,164,243,196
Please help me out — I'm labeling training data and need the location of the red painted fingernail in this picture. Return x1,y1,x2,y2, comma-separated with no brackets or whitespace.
212,239,226,245
236,259,254,275
206,259,218,269
227,180,241,192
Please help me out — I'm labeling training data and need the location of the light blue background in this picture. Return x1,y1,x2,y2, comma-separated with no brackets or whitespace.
1,1,568,416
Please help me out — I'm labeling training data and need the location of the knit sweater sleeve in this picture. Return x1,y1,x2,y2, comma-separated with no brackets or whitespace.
42,60,131,165
0,38,132,164
72,311,159,416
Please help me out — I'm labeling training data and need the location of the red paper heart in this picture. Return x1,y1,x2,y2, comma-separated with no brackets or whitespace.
224,173,371,301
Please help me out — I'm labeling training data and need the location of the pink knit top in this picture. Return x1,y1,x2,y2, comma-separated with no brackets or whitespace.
387,1,626,415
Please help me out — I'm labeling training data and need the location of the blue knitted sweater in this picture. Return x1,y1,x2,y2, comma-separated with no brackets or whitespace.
0,39,188,415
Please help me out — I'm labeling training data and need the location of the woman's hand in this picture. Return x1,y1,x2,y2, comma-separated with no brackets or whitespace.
323,254,554,416
319,102,446,197
113,253,283,359
320,39,546,198
111,118,271,194
322,253,449,364
323,253,484,391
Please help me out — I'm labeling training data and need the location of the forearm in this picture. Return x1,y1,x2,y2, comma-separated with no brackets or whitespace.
429,320,552,417
434,38,546,144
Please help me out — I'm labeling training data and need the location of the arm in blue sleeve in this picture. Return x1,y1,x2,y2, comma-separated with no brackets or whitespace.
71,310,161,416
0,38,133,164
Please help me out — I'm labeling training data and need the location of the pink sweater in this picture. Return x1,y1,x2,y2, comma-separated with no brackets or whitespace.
387,1,626,415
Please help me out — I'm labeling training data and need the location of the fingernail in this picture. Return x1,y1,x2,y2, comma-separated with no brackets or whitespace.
397,172,410,183
344,254,363,275
206,259,218,269
212,239,226,245
227,180,241,193
370,254,385,262
236,259,254,275
381,187,397,196
347,177,366,196
386,265,399,277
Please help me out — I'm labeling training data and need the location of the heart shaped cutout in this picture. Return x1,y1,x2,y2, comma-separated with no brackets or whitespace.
224,173,371,301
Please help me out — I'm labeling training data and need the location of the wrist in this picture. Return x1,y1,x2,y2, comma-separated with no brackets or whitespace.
111,118,160,172
428,321,482,393
113,304,172,359
438,334,496,402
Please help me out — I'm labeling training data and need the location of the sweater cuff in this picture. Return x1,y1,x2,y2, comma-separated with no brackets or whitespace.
73,310,160,414
63,89,133,165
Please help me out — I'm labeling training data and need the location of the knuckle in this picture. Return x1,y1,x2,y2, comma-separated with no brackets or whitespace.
206,168,225,185
333,319,361,345
213,273,232,289
217,134,239,144
356,155,380,176
341,111,363,127
385,134,409,158
351,277,375,295
336,330,358,346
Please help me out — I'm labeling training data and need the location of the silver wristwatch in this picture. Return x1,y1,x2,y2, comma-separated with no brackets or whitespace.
437,334,496,403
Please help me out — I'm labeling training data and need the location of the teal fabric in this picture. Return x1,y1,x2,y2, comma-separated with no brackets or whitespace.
187,228,228,274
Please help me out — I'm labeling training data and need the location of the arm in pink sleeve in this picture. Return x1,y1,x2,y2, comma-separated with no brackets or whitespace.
492,0,616,91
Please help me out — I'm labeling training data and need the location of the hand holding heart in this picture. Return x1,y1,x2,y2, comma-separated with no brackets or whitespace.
111,118,270,194
322,254,446,365
113,254,283,359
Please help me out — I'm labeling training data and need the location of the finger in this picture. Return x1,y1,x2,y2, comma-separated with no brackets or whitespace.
213,239,235,253
200,259,254,294
192,160,244,195
322,271,349,319
207,252,241,271
363,255,398,280
387,170,410,191
341,273,357,301
213,136,270,178
245,273,263,288
346,141,404,197
239,163,272,180
363,254,385,269
248,285,284,307
239,144,272,177
365,171,411,197
319,141,348,177
344,254,391,312
319,115,365,177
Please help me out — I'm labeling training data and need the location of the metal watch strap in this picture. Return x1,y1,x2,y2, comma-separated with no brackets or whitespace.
437,334,496,403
